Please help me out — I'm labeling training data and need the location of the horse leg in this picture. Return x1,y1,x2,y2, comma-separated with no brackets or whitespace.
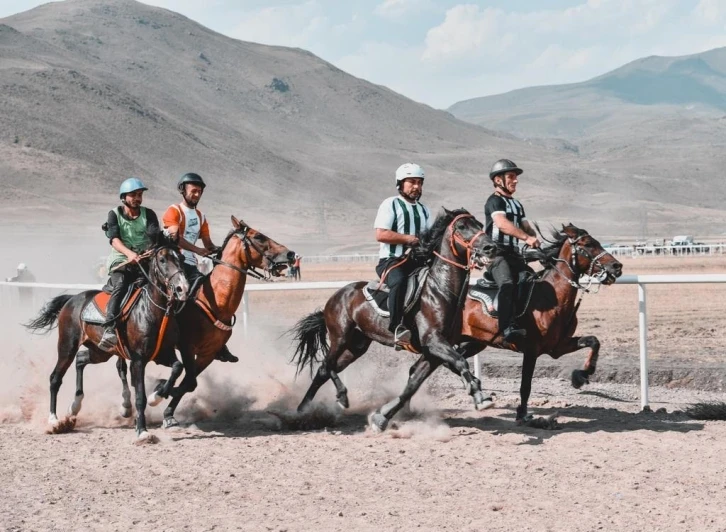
148,356,184,407
420,333,489,409
49,329,80,427
328,334,373,410
130,359,150,439
162,356,214,429
549,336,600,389
369,355,441,432
516,351,538,423
116,358,132,418
68,349,90,416
297,335,350,412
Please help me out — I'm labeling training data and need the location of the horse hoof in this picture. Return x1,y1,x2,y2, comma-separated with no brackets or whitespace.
162,417,180,429
135,431,159,444
147,391,164,407
336,395,350,409
516,413,534,425
474,394,495,411
68,394,84,416
119,406,132,418
48,414,59,427
368,412,389,433
571,369,590,389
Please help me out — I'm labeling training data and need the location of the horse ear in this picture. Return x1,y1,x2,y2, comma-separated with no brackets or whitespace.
231,216,240,229
443,207,452,216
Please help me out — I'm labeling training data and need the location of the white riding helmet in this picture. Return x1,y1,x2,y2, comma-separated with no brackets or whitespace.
17,263,27,271
395,163,425,186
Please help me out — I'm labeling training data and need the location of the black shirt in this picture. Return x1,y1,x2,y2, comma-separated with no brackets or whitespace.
484,193,526,250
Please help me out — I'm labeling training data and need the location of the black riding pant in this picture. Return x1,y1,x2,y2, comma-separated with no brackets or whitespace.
105,267,138,325
488,254,527,332
376,256,417,333
182,262,204,288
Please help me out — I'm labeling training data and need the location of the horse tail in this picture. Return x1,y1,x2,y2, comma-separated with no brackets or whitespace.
25,294,74,333
290,309,329,377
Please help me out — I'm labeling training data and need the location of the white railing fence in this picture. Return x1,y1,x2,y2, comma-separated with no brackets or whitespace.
3,273,725,409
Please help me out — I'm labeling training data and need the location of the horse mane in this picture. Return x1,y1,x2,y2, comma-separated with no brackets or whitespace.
412,208,471,262
523,223,589,267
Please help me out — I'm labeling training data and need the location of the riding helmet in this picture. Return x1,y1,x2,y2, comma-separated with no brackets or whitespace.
489,159,523,180
177,172,206,192
119,177,148,198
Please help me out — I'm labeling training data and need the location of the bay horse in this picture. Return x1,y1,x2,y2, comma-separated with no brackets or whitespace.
290,208,497,431
430,223,623,424
26,243,190,440
154,216,295,428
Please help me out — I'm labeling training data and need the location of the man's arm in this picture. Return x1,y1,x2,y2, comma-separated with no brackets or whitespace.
492,214,540,247
521,219,537,237
375,229,418,246
111,238,139,262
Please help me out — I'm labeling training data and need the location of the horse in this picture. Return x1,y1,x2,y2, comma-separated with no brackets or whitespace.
153,216,295,428
448,223,623,424
25,243,190,440
290,208,498,432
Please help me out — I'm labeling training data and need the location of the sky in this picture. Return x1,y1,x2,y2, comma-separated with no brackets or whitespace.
2,0,726,108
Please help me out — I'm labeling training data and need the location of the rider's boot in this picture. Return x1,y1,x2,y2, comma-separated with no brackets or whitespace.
98,319,118,351
214,344,239,363
393,324,412,351
99,287,123,351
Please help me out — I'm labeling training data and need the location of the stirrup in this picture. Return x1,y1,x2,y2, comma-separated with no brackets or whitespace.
98,327,117,350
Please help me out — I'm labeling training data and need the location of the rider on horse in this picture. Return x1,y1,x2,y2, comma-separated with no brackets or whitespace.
99,177,161,350
374,163,432,348
484,159,541,343
162,172,239,363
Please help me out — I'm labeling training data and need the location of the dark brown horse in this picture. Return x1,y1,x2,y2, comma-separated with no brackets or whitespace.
451,224,623,423
26,244,190,440
290,208,497,432
155,216,295,427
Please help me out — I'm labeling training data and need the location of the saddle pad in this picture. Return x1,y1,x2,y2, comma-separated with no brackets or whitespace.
81,288,142,324
363,267,430,318
467,274,537,319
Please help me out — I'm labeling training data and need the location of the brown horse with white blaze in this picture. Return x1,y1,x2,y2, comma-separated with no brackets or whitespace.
155,216,295,427
452,223,623,423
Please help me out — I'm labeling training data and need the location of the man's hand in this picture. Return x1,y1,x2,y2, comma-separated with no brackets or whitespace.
408,235,420,246
126,252,140,263
525,235,541,249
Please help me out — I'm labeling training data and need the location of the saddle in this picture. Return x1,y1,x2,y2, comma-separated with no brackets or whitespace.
467,270,537,318
80,279,144,324
362,267,430,318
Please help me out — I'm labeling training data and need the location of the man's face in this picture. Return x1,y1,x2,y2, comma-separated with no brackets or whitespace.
496,171,520,193
183,184,204,207
400,178,423,201
123,190,144,209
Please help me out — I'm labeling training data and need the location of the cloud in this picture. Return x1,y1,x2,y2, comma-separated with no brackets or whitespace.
373,0,435,19
693,0,726,26
227,1,330,48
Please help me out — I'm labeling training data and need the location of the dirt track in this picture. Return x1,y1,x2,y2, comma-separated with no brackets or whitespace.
2,255,726,531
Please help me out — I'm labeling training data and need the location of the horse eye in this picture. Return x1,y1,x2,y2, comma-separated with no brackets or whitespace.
254,234,266,242
160,257,166,264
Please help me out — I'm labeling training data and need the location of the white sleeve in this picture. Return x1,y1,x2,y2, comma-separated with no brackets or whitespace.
424,205,434,231
374,198,395,230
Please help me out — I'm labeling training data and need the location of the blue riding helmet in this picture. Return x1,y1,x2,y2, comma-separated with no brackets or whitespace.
119,177,148,198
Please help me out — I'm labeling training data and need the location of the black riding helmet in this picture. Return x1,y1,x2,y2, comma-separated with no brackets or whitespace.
177,172,206,192
489,159,523,180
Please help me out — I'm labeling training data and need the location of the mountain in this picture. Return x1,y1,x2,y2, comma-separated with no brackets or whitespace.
0,0,724,277
0,0,557,258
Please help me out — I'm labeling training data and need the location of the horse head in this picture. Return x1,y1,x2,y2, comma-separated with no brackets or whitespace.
221,216,295,277
148,245,189,301
417,208,496,270
560,224,622,285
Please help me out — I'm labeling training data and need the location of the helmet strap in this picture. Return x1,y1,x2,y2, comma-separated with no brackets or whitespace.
493,176,514,197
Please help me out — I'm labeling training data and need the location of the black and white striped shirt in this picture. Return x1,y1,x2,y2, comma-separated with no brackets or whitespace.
484,193,527,250
374,196,432,258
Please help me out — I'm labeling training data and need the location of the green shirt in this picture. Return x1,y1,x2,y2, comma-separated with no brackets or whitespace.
107,207,152,270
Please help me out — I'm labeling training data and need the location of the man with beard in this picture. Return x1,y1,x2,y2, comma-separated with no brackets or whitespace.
484,159,540,343
374,163,432,349
163,172,238,363
99,178,160,350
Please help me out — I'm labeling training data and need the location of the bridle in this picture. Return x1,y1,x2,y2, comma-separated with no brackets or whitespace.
136,247,188,314
209,226,286,281
552,232,613,292
433,214,490,271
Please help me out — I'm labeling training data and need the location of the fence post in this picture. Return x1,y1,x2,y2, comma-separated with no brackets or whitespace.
242,291,249,337
474,353,481,381
638,283,649,410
